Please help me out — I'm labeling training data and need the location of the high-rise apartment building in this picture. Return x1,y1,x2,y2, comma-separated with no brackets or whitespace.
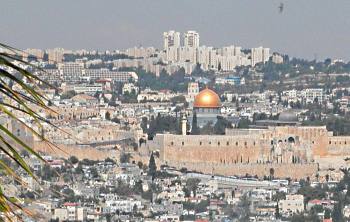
251,47,270,66
163,31,181,50
24,48,44,60
47,48,65,64
184,31,200,48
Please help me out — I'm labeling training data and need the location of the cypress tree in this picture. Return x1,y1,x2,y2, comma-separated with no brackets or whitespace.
191,111,200,135
148,153,157,179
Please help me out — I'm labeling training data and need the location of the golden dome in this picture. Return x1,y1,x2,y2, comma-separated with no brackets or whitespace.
193,88,221,108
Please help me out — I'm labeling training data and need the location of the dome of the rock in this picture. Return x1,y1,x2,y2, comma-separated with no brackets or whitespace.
193,88,221,108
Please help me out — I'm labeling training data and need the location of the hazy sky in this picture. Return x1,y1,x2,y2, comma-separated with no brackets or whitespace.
1,0,350,60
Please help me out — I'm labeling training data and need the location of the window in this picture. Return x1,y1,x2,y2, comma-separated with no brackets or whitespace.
288,137,295,143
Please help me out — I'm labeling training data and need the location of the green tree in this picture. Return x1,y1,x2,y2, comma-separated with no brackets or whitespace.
148,153,157,179
214,116,233,134
269,168,275,180
200,121,215,135
237,118,251,129
120,153,131,163
184,178,201,197
191,111,200,135
69,156,79,165
62,188,76,202
170,95,187,106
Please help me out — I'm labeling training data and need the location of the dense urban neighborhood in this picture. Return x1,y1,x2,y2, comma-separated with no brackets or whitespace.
2,30,350,222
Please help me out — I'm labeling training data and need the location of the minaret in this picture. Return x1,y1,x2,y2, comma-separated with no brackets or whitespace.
181,114,187,135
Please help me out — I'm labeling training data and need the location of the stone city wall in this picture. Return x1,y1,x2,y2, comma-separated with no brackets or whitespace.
34,141,118,160
164,161,318,180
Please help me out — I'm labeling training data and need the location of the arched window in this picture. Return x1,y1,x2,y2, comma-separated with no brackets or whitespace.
288,137,295,143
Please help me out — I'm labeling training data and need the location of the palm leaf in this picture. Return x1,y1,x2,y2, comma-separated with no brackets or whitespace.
0,43,57,220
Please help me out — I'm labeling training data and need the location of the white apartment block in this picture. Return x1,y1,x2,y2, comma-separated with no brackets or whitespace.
37,69,61,84
218,45,241,57
105,194,142,213
161,31,271,72
24,48,44,60
166,46,180,63
125,46,157,58
184,31,200,48
73,84,103,94
283,88,324,103
40,63,139,83
179,47,197,63
251,47,270,66
47,48,65,64
122,83,139,94
58,62,84,82
279,194,304,217
163,30,181,50
84,69,138,82
272,53,284,64
52,205,87,222
187,82,199,102
137,89,178,102
301,88,324,103
283,89,298,99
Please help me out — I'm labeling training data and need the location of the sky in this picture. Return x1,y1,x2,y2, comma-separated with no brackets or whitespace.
1,0,350,61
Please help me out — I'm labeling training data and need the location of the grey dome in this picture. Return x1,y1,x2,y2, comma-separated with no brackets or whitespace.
278,110,298,122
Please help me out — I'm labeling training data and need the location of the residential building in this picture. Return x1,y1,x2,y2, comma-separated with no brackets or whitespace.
184,31,200,48
163,31,181,50
279,195,304,216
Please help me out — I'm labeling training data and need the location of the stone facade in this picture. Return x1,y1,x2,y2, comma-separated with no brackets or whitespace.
139,125,350,179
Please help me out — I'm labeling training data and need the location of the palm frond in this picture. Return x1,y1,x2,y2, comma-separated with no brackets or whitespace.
0,43,56,220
